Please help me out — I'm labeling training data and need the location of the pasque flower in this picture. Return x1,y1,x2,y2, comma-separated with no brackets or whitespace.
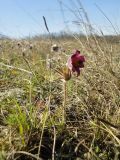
67,50,85,76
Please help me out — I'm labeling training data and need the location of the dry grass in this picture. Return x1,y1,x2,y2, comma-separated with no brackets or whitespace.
0,34,120,160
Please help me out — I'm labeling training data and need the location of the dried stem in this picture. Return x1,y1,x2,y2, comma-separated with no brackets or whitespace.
52,126,56,160
0,62,32,74
62,80,67,123
7,151,42,160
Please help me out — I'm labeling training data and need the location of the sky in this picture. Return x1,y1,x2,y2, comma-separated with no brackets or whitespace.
0,0,120,38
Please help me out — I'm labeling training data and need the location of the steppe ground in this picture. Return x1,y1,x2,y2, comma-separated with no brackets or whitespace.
0,35,120,159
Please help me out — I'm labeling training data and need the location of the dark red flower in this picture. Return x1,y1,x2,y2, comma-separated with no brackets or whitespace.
67,50,85,76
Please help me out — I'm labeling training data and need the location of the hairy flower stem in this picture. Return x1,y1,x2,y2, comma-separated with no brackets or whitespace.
62,80,67,123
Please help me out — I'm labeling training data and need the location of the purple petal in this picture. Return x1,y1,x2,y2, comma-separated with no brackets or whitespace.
75,67,80,76
66,57,72,70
